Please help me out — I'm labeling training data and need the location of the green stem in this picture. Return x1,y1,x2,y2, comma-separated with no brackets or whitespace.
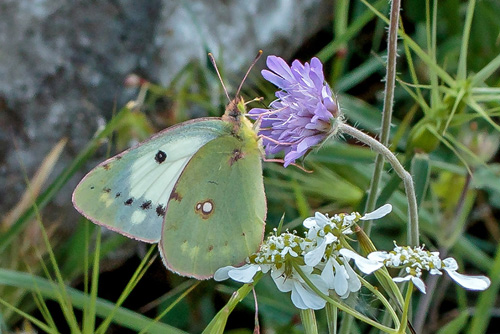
292,263,397,334
340,123,419,247
203,274,262,334
363,0,401,236
326,303,337,334
398,281,413,334
358,276,400,327
300,309,319,334
468,239,500,334
457,0,476,81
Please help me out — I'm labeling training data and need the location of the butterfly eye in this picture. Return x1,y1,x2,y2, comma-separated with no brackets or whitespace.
155,150,167,164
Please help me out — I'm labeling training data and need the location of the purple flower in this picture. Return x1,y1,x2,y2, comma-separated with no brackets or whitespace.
249,56,341,167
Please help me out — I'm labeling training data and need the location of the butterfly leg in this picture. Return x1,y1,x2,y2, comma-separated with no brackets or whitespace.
262,157,313,173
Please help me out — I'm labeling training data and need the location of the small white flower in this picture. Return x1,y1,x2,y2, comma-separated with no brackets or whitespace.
368,243,491,294
304,212,332,239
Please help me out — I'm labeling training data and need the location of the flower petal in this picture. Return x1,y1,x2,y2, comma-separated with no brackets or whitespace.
266,56,294,82
213,266,234,281
339,249,383,274
445,269,491,291
442,257,459,271
271,267,293,292
290,281,326,310
411,277,427,294
304,238,328,267
360,204,392,220
332,260,349,296
343,260,362,294
393,275,412,283
367,251,389,262
262,70,289,90
227,264,260,283
321,258,336,289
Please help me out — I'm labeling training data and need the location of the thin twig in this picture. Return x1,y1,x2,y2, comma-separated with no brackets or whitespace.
339,123,419,247
362,0,401,237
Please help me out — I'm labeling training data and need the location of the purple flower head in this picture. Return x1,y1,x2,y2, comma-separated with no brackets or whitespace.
249,56,341,167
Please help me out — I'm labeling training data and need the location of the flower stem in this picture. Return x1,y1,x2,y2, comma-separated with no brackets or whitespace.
363,0,401,236
203,273,262,334
300,309,319,334
358,275,400,327
398,281,414,334
326,303,337,334
292,263,398,333
339,122,419,246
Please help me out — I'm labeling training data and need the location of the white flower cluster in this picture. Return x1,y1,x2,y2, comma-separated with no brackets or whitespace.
215,205,392,310
368,243,491,293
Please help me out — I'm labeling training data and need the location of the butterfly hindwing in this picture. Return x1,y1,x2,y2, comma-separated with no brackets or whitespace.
159,134,266,279
72,118,229,242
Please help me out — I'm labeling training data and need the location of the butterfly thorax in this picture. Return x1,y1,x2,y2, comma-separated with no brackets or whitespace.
222,96,262,154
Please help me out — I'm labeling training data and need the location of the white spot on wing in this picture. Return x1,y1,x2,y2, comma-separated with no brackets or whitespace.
131,210,147,225
202,201,213,214
99,193,114,208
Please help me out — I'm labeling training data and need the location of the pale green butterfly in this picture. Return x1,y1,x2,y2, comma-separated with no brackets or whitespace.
72,55,266,279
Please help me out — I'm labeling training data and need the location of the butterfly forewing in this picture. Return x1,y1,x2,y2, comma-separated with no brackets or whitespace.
159,134,266,279
72,118,229,242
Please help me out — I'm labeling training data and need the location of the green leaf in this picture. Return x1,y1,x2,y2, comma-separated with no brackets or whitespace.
410,153,431,207
0,269,186,334
437,311,469,334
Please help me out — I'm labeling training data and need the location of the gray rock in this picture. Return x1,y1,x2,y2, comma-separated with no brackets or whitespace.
0,0,331,222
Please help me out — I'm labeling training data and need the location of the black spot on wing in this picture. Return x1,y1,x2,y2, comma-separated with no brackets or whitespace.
103,187,111,193
155,150,167,164
90,186,95,190
115,192,121,198
229,149,244,165
156,204,166,217
125,198,134,205
141,200,152,210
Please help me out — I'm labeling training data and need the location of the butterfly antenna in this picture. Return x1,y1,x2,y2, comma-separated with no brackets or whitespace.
236,50,263,97
208,53,231,102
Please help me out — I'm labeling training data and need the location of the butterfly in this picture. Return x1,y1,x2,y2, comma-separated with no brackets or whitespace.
72,56,267,279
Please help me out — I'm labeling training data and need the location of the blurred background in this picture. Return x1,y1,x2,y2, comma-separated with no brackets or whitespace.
1,0,500,333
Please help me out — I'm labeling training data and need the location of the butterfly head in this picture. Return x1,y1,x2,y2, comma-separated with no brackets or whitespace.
223,96,245,121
